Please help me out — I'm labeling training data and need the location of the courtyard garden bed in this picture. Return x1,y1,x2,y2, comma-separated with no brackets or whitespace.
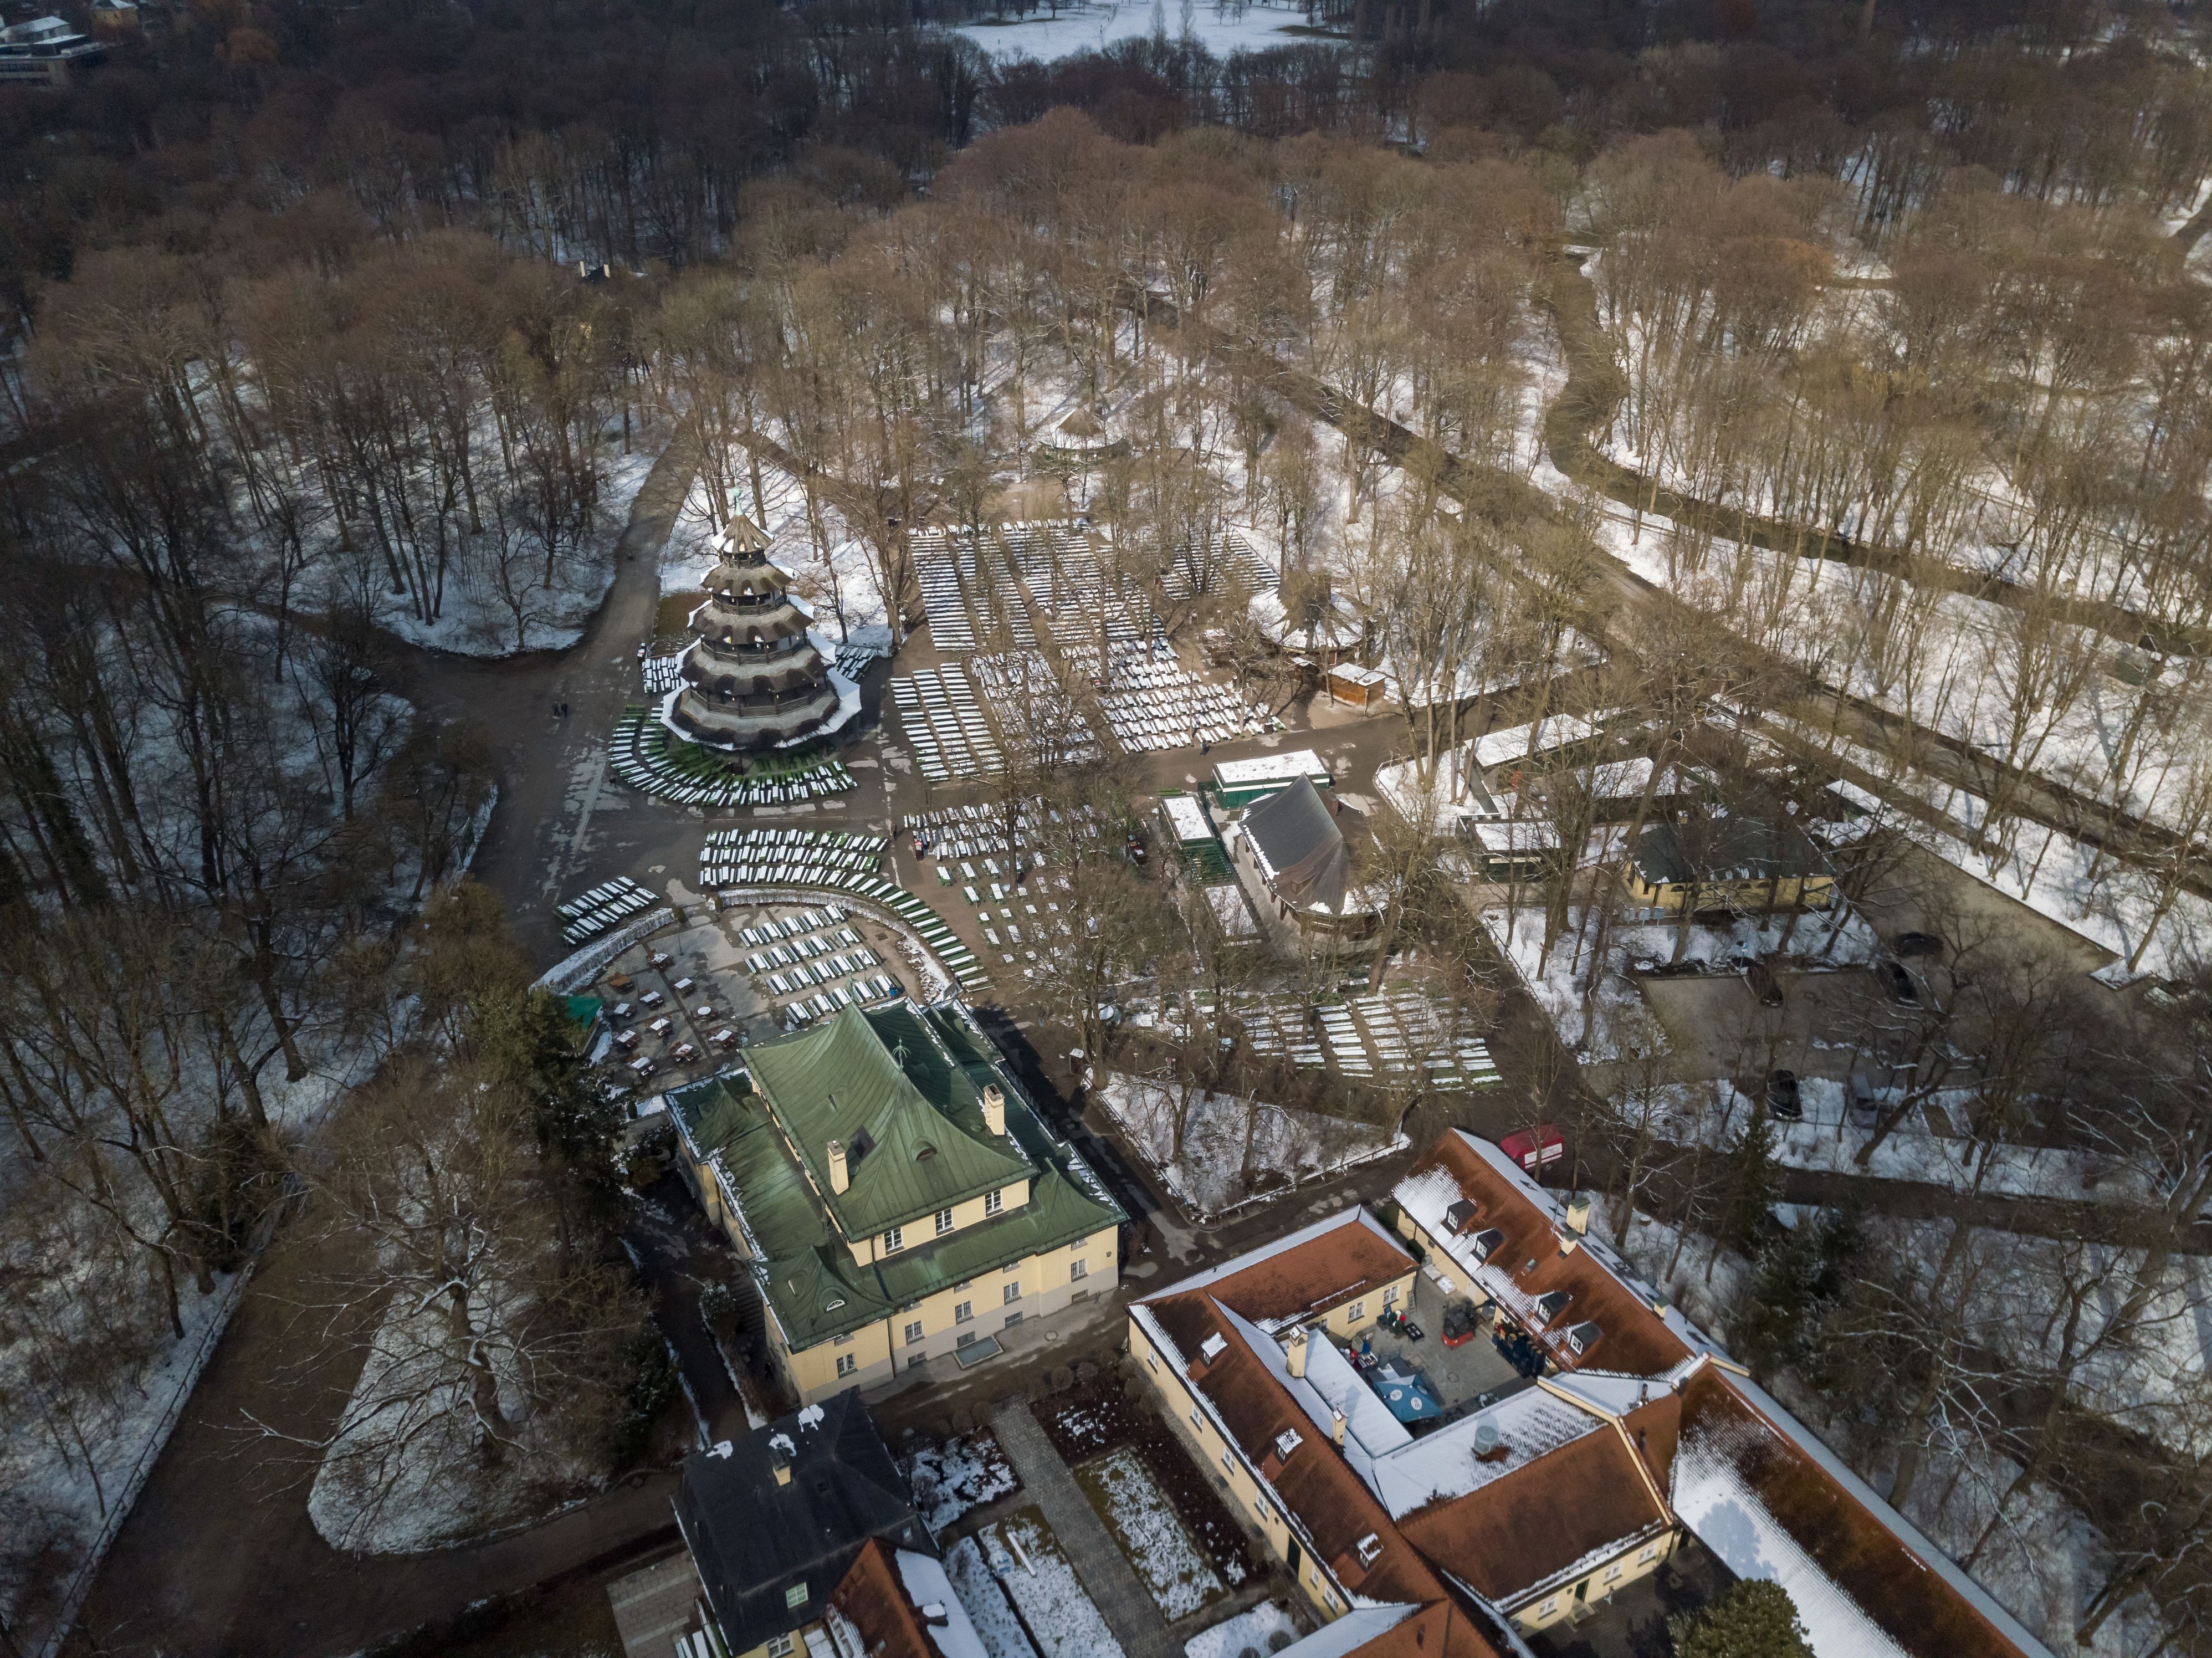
1072,1445,1227,1619
900,1429,1021,1533
1038,1383,1258,1592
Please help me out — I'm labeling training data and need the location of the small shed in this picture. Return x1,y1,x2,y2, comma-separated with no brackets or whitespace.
1213,748,1333,807
1326,664,1390,708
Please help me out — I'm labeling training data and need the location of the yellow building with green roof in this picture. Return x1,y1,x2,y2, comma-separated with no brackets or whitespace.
667,1000,1125,1402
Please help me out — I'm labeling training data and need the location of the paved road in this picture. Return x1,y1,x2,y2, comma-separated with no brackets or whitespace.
991,1403,1179,1658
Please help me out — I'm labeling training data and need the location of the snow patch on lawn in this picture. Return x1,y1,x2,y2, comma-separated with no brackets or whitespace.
1183,1600,1302,1658
1094,1071,1405,1221
946,1534,1043,1658
902,1430,1021,1534
378,441,661,657
970,1513,1125,1658
1076,1447,1223,1619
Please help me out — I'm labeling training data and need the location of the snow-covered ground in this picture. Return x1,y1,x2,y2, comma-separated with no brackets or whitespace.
954,0,1324,62
947,1535,1043,1658
378,439,660,657
1184,1601,1301,1658
902,1431,1022,1534
0,1042,371,1650
1074,1447,1223,1619
1095,1070,1406,1220
1483,899,1880,1061
962,1513,1124,1658
306,1285,593,1554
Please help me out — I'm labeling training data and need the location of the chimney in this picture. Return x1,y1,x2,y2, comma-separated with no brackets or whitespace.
1330,1406,1348,1447
827,1139,850,1194
1286,1326,1309,1378
771,1448,792,1486
1563,1193,1593,1235
981,1084,1006,1137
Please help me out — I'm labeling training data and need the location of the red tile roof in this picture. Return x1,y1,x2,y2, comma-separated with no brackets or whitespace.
1141,1290,1484,1624
1676,1367,2042,1658
1145,1210,1415,1330
831,1540,937,1658
1397,1391,1680,1605
1397,1134,1696,1376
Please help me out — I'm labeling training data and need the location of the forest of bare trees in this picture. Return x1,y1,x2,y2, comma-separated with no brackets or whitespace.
6,0,2212,1649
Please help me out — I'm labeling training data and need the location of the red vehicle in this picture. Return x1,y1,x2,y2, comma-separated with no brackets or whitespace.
1499,1124,1565,1172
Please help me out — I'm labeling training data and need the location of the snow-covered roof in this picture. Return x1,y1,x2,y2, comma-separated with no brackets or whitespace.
1161,794,1216,845
1472,713,1604,772
1365,1386,1599,1519
1673,1416,1913,1658
1216,749,1330,789
1394,1133,1730,1374
894,1549,992,1658
1266,1605,1418,1658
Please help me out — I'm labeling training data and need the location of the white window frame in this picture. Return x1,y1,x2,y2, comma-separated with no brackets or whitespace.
1346,1299,1365,1321
1002,1281,1022,1303
905,1320,925,1346
835,1354,856,1378
955,1301,973,1324
985,1189,1004,1216
786,1583,810,1610
769,1636,796,1657
883,1225,904,1253
935,1207,955,1235
1069,1258,1088,1281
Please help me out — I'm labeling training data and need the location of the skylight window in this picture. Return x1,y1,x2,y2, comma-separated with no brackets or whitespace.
1274,1429,1303,1459
1355,1533,1383,1566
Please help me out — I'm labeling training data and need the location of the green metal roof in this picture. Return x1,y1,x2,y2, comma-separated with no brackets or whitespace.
668,1005,1124,1352
742,1004,1035,1239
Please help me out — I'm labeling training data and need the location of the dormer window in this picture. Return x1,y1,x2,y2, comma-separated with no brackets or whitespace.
1469,1227,1506,1263
1355,1533,1383,1566
1534,1289,1571,1323
1444,1198,1480,1234
1274,1429,1303,1460
1200,1332,1227,1363
1566,1321,1603,1355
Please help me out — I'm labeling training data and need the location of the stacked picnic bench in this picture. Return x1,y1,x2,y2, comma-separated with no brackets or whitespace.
558,877,658,946
608,709,857,807
698,828,987,997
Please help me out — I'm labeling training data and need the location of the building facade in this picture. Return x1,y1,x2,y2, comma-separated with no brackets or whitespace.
667,1000,1123,1403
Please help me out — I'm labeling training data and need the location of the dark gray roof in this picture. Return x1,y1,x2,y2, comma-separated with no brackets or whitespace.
677,1391,924,1653
1632,815,1832,886
1242,776,1350,914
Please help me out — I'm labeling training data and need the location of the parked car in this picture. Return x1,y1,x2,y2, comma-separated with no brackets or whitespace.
1896,931,1945,959
1744,958,1785,1007
1766,1069,1803,1120
1499,1124,1565,1170
1883,961,1921,1005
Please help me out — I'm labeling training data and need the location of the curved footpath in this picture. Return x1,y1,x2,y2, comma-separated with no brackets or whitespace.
67,445,702,1658
1538,250,2206,658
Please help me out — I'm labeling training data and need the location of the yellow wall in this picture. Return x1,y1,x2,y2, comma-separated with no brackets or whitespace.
844,1178,1033,1268
1128,1314,1350,1622
1314,1270,1417,1339
1620,866,1835,913
781,1230,1116,1401
1511,1531,1677,1629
